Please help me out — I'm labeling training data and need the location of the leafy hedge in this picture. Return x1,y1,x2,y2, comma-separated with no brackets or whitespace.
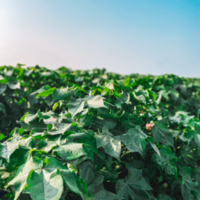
0,65,200,200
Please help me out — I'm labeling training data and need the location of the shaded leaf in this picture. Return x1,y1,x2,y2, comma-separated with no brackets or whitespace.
95,128,121,160
115,167,152,200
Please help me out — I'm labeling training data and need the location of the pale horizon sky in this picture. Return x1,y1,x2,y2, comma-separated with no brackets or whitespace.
0,0,200,77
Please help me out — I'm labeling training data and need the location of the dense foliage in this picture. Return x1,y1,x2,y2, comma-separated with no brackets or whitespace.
0,64,200,200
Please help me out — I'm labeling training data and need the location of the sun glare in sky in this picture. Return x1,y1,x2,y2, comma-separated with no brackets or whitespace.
0,0,200,77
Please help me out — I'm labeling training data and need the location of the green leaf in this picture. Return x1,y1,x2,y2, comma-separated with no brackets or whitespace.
42,156,67,172
38,110,54,120
42,156,85,196
115,92,130,108
23,169,63,200
147,137,160,156
152,147,177,177
158,194,173,200
24,112,38,124
53,143,93,161
53,102,58,111
8,81,21,89
152,122,174,147
0,75,7,84
117,127,147,156
0,133,5,141
87,95,106,108
8,156,79,200
105,80,114,90
31,85,55,97
92,189,120,200
36,88,56,98
79,161,114,199
0,84,7,94
39,135,65,152
95,128,121,160
115,167,152,200
20,112,29,121
68,98,85,118
53,87,72,101
181,177,199,200
0,103,6,114
7,157,42,200
133,92,146,104
47,123,71,135
60,169,82,195
101,118,117,129
0,137,32,162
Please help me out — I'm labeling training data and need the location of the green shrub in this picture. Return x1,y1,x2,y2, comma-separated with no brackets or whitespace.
0,65,200,200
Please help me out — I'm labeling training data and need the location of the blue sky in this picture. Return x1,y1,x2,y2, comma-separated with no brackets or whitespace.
0,0,200,77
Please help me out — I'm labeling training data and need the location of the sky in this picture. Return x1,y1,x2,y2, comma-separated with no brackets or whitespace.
0,0,200,77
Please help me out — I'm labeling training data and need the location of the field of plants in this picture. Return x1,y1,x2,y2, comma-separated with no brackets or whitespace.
0,64,200,200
